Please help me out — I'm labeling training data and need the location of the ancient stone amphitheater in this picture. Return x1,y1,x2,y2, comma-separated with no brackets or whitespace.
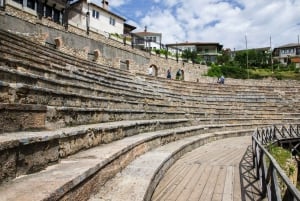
0,29,300,201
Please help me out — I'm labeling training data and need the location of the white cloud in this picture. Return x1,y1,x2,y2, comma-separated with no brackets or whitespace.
115,0,300,49
139,9,186,43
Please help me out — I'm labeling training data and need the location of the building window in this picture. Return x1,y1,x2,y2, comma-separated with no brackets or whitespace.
27,0,35,9
53,9,60,23
136,38,144,44
92,10,99,19
13,0,23,5
45,5,52,19
109,17,115,26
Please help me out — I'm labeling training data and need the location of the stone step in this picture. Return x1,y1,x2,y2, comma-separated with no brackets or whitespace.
0,55,283,106
0,68,285,111
0,118,190,183
0,80,199,114
137,75,300,105
0,66,165,104
195,117,300,125
0,29,133,80
0,75,281,114
133,76,283,101
0,56,160,101
0,103,47,133
0,67,284,113
1,43,297,110
0,124,259,201
88,132,253,201
45,107,300,130
1,29,300,101
2,81,294,131
137,72,300,90
0,35,294,103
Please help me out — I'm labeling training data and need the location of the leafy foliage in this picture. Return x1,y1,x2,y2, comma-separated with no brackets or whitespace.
206,63,248,79
216,50,231,65
268,145,296,176
235,49,270,68
181,49,202,64
206,48,300,80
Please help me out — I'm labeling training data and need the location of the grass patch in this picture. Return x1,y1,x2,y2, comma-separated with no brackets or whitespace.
268,145,293,174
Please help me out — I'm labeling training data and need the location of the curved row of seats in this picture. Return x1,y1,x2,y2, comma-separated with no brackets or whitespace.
0,28,299,201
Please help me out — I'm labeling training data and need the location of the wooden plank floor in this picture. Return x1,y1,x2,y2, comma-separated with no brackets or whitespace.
151,136,263,201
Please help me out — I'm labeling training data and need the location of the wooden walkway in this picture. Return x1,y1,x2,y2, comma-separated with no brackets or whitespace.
151,136,263,201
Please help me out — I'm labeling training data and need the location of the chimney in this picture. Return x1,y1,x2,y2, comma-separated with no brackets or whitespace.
144,26,147,32
102,0,109,10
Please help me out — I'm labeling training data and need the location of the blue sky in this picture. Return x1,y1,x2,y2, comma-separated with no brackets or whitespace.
99,0,300,50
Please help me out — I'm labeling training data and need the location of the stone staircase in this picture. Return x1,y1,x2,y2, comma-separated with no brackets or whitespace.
0,29,300,201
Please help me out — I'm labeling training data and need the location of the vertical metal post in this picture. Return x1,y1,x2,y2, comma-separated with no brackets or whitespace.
245,35,249,79
270,36,273,73
62,0,70,29
37,0,44,20
86,1,90,35
166,46,168,59
176,42,178,63
131,33,134,49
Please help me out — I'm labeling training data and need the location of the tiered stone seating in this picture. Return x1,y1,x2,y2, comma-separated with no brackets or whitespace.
0,29,299,201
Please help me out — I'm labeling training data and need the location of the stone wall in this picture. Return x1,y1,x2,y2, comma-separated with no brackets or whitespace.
1,7,300,86
1,6,207,81
148,54,208,81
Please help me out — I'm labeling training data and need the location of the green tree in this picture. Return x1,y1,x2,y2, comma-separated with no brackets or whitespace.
234,51,247,67
207,64,248,79
234,49,270,68
182,49,201,64
182,49,192,62
216,50,231,65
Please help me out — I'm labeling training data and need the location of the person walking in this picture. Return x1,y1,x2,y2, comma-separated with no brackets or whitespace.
176,69,181,80
167,69,171,79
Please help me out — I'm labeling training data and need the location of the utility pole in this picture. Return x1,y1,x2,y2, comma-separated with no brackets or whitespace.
86,0,91,35
245,35,249,79
270,36,273,73
176,42,178,63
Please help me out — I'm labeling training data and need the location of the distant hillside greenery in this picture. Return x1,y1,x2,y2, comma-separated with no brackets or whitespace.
206,50,300,80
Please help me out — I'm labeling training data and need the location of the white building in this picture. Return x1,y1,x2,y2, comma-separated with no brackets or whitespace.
166,42,223,63
132,27,162,50
68,0,125,36
273,43,300,66
3,0,66,24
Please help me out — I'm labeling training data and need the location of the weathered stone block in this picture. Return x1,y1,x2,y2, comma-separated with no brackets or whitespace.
0,148,17,184
17,140,59,176
59,129,102,158
0,104,47,133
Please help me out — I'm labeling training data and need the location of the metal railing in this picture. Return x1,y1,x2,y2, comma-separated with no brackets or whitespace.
252,125,300,201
